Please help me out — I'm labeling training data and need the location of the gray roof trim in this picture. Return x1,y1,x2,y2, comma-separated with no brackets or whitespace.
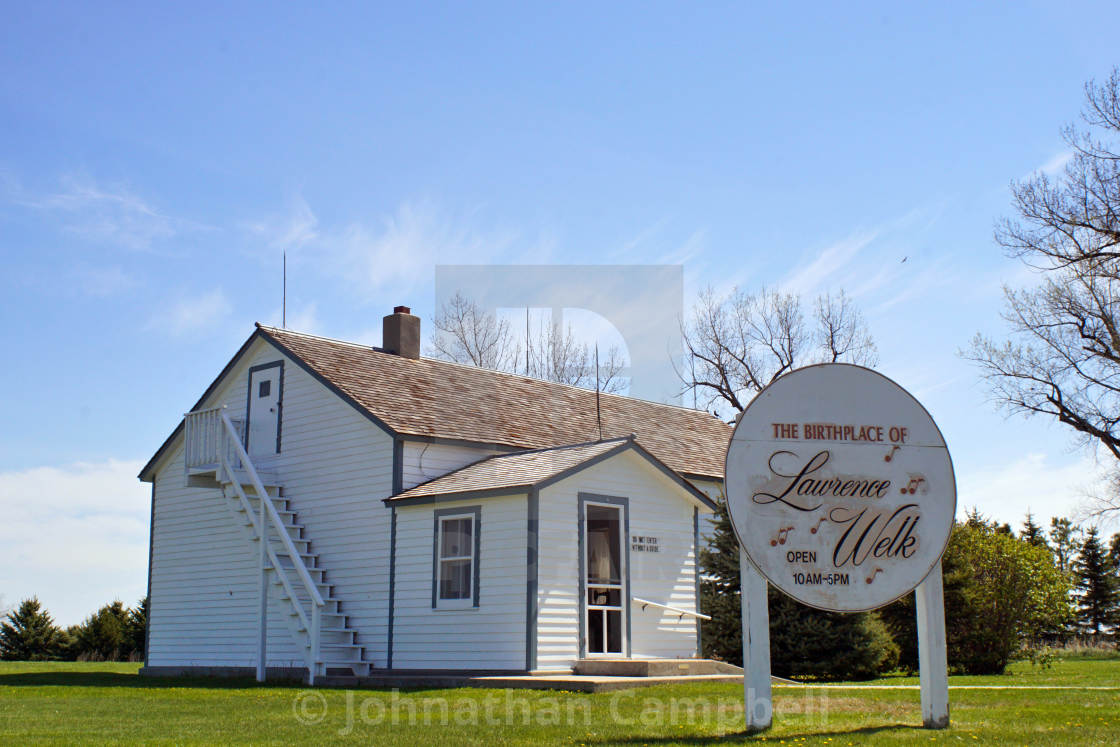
139,325,405,483
387,487,530,507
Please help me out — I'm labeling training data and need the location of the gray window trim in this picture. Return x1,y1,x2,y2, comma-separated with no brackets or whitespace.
388,488,528,507
245,360,284,454
526,488,539,671
387,438,402,669
577,492,630,659
392,438,403,495
432,505,482,609
387,506,397,669
694,506,702,657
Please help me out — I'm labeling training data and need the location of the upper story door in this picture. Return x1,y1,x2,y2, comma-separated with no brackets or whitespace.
246,362,282,459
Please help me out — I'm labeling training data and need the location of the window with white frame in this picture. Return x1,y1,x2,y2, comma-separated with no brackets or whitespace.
434,508,479,607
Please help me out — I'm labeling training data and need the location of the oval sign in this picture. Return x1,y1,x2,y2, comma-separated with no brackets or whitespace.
724,364,956,612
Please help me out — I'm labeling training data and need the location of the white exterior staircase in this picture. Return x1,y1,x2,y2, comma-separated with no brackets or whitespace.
184,407,371,683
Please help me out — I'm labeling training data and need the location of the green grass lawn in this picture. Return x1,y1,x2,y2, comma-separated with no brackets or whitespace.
0,658,1117,745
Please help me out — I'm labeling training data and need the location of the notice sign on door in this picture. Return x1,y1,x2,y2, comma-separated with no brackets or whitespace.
724,364,956,612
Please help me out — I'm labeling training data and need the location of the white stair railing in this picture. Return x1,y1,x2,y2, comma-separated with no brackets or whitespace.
632,596,711,621
184,407,243,473
184,407,324,683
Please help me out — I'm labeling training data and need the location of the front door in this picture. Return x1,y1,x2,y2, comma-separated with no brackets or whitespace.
246,363,281,459
583,502,627,656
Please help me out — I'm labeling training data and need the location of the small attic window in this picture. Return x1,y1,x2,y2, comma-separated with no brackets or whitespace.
258,380,271,398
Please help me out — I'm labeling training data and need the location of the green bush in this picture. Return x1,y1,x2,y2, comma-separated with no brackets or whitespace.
125,596,148,660
700,501,899,680
69,601,130,661
0,598,65,661
882,520,1072,675
768,590,899,680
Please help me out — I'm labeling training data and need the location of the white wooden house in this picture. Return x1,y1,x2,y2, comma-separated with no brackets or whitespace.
138,307,730,682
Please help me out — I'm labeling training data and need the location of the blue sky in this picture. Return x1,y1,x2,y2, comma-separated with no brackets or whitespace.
2,1,1118,623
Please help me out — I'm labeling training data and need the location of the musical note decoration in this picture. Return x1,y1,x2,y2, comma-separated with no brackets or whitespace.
865,567,884,584
769,526,795,546
809,517,827,534
900,476,926,495
884,445,900,462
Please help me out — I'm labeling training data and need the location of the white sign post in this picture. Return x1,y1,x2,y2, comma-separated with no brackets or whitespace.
724,364,955,731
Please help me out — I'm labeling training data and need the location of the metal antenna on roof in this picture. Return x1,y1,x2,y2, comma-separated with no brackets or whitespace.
595,343,603,442
525,307,530,375
282,251,287,329
690,352,697,410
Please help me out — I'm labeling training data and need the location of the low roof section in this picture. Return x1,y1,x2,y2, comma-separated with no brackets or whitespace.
386,435,718,511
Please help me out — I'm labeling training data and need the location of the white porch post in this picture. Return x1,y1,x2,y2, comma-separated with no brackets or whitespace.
740,548,772,732
916,560,950,728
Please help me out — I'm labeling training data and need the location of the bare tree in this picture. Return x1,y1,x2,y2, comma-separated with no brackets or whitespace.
679,286,877,415
428,292,627,393
816,290,877,364
524,317,626,393
429,292,521,371
997,72,1120,270
966,69,1120,519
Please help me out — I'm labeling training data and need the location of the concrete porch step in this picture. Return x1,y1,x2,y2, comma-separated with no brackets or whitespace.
572,658,744,677
310,671,747,692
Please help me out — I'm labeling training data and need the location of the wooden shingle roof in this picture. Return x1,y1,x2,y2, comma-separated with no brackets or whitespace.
258,325,730,480
390,438,623,501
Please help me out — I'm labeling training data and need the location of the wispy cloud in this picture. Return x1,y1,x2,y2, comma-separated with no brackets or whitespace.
609,216,673,260
780,230,880,296
0,459,149,626
1034,150,1074,179
656,228,706,267
870,252,960,314
245,199,518,301
9,175,203,250
334,202,517,297
264,301,320,334
145,288,233,336
242,195,319,252
70,264,138,297
763,203,971,321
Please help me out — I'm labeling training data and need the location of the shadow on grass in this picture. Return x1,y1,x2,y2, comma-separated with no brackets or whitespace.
0,671,471,695
0,671,293,690
596,722,926,743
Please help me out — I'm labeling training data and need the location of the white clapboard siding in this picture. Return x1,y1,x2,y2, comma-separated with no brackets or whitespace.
150,443,304,667
690,479,724,504
400,441,506,489
392,495,528,670
148,338,395,669
535,449,706,670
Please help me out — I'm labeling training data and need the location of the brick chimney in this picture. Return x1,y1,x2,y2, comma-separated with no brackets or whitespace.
382,305,420,359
